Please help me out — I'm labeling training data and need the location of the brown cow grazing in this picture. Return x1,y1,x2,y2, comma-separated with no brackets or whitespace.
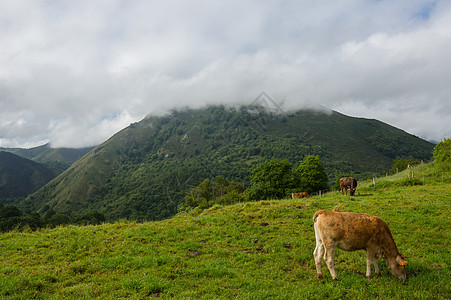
339,177,358,196
313,209,407,280
291,192,309,199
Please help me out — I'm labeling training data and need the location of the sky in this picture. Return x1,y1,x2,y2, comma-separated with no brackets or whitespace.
1,0,450,148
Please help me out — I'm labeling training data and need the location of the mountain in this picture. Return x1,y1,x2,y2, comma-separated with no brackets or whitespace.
0,151,55,199
1,143,94,176
22,105,435,221
1,143,93,165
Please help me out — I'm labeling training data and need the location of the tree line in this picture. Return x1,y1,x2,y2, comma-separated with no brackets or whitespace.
181,155,329,210
181,138,451,211
0,204,105,232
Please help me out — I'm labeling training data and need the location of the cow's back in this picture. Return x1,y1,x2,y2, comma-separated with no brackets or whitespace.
340,177,357,188
314,210,381,251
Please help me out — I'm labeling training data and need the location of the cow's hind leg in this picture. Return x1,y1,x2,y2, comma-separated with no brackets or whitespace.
313,223,325,279
324,245,338,280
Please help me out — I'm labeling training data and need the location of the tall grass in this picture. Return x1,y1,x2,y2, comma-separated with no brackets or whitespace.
1,172,450,299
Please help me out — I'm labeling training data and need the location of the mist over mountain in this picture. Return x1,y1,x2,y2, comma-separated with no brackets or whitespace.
21,105,434,221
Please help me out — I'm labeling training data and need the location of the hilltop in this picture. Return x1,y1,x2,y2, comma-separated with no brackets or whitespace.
1,164,449,299
22,105,434,221
1,143,93,165
1,143,93,176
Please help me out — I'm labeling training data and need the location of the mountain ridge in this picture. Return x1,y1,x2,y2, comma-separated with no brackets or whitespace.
21,105,435,221
0,151,55,199
1,143,93,164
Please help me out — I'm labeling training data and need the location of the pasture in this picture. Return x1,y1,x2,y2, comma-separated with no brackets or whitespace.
0,175,450,299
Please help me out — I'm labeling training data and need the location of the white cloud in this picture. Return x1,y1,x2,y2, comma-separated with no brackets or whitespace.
0,0,450,148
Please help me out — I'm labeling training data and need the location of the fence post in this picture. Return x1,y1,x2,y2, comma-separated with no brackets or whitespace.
373,177,376,186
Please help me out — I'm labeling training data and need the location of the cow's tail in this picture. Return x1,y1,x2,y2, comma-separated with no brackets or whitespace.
313,210,325,222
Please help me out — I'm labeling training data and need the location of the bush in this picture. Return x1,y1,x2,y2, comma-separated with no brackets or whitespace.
398,178,423,186
433,138,451,173
390,157,420,174
183,176,246,209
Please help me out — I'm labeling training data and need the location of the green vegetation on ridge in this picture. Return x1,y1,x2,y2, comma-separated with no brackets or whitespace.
0,152,55,200
21,106,435,221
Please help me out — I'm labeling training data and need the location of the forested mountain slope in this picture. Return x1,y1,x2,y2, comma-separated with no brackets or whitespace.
0,152,55,199
22,105,434,221
1,143,93,176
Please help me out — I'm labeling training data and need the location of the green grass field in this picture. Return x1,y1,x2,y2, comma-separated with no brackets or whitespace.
1,166,450,299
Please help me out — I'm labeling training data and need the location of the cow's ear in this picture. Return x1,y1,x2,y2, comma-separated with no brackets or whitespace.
396,255,408,266
400,253,410,259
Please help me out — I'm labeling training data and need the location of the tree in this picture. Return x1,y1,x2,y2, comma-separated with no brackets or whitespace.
247,159,296,200
184,176,245,209
0,204,22,219
295,155,329,195
433,138,451,173
73,211,106,225
390,157,420,174
185,179,213,209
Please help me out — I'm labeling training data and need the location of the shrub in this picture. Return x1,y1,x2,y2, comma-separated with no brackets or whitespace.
433,138,451,173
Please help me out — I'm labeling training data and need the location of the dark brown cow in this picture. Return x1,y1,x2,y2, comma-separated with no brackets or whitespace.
290,192,309,199
339,177,357,196
313,209,407,280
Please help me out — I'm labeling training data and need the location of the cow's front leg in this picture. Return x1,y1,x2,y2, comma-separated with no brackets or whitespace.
366,251,379,279
373,259,380,277
366,258,373,278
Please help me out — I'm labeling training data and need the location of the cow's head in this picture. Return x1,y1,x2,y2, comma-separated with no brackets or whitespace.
349,188,356,196
387,253,408,280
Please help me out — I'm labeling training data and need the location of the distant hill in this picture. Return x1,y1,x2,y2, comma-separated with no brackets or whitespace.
1,143,93,176
0,151,55,199
2,143,93,164
22,105,435,221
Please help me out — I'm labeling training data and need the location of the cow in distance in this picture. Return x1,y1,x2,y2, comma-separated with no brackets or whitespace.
339,177,358,196
290,192,309,199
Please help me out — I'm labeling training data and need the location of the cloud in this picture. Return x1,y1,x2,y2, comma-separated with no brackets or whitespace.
0,0,450,148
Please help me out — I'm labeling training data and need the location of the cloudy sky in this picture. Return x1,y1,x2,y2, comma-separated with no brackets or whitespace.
1,0,450,148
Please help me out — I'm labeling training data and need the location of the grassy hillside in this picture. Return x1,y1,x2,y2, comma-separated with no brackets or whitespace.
1,168,449,299
22,106,434,221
